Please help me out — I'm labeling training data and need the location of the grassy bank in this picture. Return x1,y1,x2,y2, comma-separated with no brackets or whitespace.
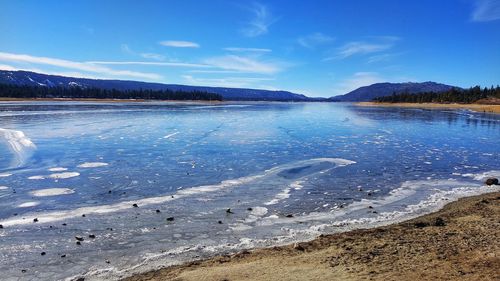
356,102,500,114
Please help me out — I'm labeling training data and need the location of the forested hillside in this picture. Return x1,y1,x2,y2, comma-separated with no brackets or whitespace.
373,86,500,104
0,83,223,101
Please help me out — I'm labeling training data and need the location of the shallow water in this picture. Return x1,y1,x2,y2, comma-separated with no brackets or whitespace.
0,101,499,280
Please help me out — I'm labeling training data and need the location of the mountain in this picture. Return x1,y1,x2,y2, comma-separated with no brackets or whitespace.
0,70,311,101
330,82,459,102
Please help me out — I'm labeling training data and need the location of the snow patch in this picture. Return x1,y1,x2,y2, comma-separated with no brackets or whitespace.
77,162,108,168
30,188,74,197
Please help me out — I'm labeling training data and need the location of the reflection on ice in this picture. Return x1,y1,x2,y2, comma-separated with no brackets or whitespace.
0,101,499,280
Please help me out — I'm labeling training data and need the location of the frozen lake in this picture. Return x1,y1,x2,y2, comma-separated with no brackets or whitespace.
0,101,499,280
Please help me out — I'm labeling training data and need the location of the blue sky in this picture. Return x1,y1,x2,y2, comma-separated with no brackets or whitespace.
0,0,499,97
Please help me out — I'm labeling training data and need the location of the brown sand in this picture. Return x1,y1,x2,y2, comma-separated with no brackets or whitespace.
125,191,500,281
356,102,500,114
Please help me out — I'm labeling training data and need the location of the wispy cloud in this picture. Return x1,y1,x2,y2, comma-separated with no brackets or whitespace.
187,70,244,74
297,32,335,49
203,55,283,74
182,75,274,88
471,0,500,21
224,47,272,53
86,60,211,68
121,44,134,54
367,52,403,64
0,64,18,71
241,2,278,37
140,53,166,61
0,51,162,80
159,40,200,48
327,37,400,60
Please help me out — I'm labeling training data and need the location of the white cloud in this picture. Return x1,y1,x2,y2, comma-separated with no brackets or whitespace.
140,53,166,61
0,51,161,80
159,40,200,48
327,37,399,60
188,70,243,74
335,42,392,59
87,60,210,68
298,32,335,49
472,0,500,21
224,47,272,53
202,55,283,74
0,64,18,71
182,75,274,88
241,2,278,37
367,52,403,64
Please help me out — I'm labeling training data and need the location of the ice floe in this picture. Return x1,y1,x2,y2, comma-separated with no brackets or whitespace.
30,188,75,197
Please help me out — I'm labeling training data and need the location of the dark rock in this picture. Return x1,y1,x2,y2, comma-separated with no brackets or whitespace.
285,214,294,218
367,192,372,196
105,260,110,264
75,236,84,241
218,220,223,224
156,209,161,213
226,208,233,214
61,254,66,258
108,190,112,194
75,278,85,281
82,214,86,217
434,217,446,226
166,217,175,222
40,252,46,256
247,207,253,211
0,224,3,229
368,206,373,209
132,203,138,208
414,221,429,228
76,241,81,245
33,218,38,223
88,234,96,239
21,269,27,273
62,223,67,226
485,178,499,186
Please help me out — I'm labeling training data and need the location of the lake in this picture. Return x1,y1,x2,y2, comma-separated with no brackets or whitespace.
0,101,499,280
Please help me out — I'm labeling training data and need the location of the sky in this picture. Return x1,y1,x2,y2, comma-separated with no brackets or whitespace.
0,0,499,97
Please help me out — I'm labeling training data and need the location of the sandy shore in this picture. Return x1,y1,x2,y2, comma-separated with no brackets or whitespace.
125,191,500,281
356,102,500,114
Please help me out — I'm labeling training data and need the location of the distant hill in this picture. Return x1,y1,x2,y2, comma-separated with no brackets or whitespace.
330,82,459,102
0,70,311,101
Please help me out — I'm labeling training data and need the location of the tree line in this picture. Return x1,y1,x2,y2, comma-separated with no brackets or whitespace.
0,83,223,101
373,86,500,103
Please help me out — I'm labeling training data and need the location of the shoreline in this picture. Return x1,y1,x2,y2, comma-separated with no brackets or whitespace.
356,101,500,114
0,97,223,104
124,191,500,281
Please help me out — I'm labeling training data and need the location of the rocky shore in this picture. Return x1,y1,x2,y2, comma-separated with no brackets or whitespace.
124,190,500,281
